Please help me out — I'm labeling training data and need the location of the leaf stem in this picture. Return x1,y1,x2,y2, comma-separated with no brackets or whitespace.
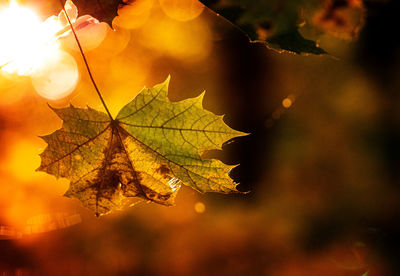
59,0,114,120
0,62,10,69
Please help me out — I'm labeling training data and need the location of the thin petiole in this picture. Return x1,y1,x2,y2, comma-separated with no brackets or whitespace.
59,0,114,120
0,61,10,70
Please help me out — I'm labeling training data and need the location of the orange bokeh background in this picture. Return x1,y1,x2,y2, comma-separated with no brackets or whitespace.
1,0,399,275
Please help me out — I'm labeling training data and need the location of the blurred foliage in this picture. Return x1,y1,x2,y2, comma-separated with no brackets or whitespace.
0,0,399,275
200,0,365,54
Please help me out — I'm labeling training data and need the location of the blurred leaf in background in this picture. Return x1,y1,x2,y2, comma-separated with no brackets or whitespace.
200,0,365,54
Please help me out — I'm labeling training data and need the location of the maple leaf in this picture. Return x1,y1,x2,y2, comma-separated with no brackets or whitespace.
200,0,327,55
37,77,246,216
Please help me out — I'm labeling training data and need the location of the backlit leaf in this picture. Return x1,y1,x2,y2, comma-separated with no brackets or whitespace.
37,77,246,216
58,0,128,26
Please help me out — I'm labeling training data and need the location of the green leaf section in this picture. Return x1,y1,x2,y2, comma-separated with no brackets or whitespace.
200,0,326,55
38,77,245,216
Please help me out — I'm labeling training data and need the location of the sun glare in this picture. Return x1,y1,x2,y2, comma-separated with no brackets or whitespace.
0,1,62,76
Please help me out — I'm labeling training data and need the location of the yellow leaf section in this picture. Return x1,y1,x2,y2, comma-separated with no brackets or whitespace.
117,77,246,193
37,106,180,216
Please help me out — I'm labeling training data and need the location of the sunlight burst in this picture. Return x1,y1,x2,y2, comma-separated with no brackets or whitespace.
0,1,62,76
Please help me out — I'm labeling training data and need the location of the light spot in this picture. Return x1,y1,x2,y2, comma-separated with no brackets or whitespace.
282,97,293,109
160,0,205,22
0,1,63,75
114,0,153,29
194,201,206,213
31,51,79,100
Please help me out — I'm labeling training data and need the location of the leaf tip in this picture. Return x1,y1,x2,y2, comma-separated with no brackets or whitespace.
86,104,96,112
64,189,73,198
196,90,206,106
165,74,171,83
162,75,171,90
47,103,56,111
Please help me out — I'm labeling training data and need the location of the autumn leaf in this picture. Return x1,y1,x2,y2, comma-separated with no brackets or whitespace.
200,0,327,55
59,0,128,26
267,29,326,55
37,77,246,216
34,0,128,27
